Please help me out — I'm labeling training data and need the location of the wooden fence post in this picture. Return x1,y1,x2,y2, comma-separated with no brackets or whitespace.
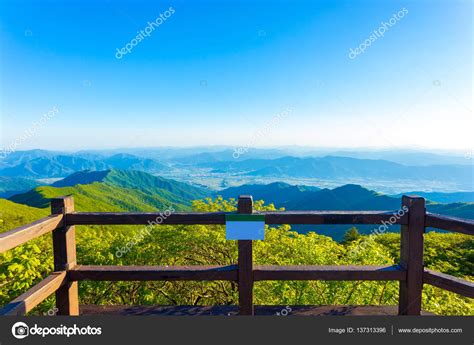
238,195,254,315
51,196,79,315
398,195,425,315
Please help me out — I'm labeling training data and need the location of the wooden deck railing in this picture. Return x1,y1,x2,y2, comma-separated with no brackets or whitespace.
0,195,473,316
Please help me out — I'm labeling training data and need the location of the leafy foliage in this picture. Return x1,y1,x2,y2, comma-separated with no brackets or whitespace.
0,197,472,315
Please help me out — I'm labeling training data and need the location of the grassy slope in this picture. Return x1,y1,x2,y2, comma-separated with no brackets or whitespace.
9,169,210,212
10,183,188,212
103,169,210,204
0,198,48,233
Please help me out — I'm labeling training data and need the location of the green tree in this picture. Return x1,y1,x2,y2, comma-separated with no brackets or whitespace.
342,227,361,244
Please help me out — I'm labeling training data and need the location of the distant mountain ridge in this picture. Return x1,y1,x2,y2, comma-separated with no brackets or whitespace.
220,182,474,219
220,182,320,206
0,177,40,198
10,169,210,211
220,182,474,240
203,156,471,184
391,191,474,203
52,170,110,187
0,153,169,178
1,150,472,193
5,168,473,241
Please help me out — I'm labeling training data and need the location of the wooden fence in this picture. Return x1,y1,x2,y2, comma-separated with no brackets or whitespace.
0,195,473,316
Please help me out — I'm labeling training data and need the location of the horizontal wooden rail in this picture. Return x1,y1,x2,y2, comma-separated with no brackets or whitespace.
0,215,64,253
253,265,406,281
425,213,474,236
66,211,408,226
69,265,238,281
68,265,407,282
0,271,67,316
263,211,408,225
67,212,227,225
423,269,474,298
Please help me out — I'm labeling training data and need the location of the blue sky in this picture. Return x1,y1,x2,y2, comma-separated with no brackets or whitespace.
0,0,472,150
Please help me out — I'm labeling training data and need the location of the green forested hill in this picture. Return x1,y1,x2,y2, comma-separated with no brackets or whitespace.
100,169,210,201
426,202,474,219
0,177,39,198
0,198,48,232
220,183,474,219
219,183,474,240
9,169,210,212
10,183,182,211
219,182,320,206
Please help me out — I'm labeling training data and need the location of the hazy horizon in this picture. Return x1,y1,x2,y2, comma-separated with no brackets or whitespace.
1,0,472,151
1,145,471,156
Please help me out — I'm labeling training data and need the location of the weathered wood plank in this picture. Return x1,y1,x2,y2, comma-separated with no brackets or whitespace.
254,265,406,281
0,271,67,316
263,211,408,225
70,265,407,282
0,215,63,253
423,269,474,298
52,196,79,316
66,211,408,226
398,196,425,315
425,213,474,236
237,196,254,316
69,265,238,281
67,212,227,225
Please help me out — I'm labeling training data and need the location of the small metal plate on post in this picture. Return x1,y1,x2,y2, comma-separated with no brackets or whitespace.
226,214,265,240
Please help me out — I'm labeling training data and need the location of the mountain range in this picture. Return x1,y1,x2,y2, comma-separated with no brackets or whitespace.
10,169,210,211
219,181,474,240
0,147,472,240
220,182,474,218
0,151,169,178
1,149,472,183
200,156,472,187
8,168,472,218
0,177,40,198
2,168,472,241
390,191,474,204
62,147,471,166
